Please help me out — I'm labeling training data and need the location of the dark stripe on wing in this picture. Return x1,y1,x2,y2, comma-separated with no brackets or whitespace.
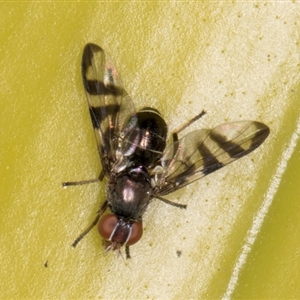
154,121,270,197
210,122,270,159
210,131,244,158
239,125,270,157
198,142,224,175
89,105,120,129
81,43,123,96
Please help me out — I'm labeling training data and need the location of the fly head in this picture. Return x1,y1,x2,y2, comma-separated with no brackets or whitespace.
98,214,143,255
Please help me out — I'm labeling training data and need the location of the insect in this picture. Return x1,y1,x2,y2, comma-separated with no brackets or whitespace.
63,43,270,259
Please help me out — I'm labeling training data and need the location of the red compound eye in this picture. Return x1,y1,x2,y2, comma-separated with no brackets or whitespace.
98,214,143,246
98,214,118,240
126,220,143,246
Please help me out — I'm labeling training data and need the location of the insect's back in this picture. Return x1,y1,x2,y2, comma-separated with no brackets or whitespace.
121,107,168,167
108,165,152,219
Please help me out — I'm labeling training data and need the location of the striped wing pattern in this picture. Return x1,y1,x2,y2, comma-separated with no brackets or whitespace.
69,43,270,257
81,43,270,198
81,43,135,175
155,121,270,196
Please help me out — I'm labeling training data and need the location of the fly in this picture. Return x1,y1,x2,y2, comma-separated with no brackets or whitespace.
63,43,270,259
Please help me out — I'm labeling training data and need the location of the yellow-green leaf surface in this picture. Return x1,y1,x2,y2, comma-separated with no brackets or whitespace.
1,2,300,299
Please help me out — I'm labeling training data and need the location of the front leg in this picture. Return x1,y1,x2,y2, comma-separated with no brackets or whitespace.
125,245,131,259
72,200,108,248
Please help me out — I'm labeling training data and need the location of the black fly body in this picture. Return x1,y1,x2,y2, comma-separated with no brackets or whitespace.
63,43,270,259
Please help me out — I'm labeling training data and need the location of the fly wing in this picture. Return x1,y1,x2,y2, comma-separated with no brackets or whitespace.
81,43,135,175
154,121,270,196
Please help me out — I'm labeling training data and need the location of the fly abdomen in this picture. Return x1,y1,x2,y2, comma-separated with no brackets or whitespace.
121,107,168,166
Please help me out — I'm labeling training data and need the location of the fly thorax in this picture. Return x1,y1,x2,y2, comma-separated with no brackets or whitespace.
108,166,152,219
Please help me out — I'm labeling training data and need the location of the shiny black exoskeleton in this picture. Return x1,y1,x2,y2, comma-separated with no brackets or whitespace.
121,107,168,167
103,107,167,252
64,43,270,259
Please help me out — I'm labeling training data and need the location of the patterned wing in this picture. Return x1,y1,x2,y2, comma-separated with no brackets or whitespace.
81,43,135,175
154,121,270,196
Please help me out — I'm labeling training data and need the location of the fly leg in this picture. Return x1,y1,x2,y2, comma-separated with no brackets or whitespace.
62,170,105,187
125,246,131,259
155,195,187,209
62,170,107,247
72,200,108,248
167,110,206,171
172,110,206,145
